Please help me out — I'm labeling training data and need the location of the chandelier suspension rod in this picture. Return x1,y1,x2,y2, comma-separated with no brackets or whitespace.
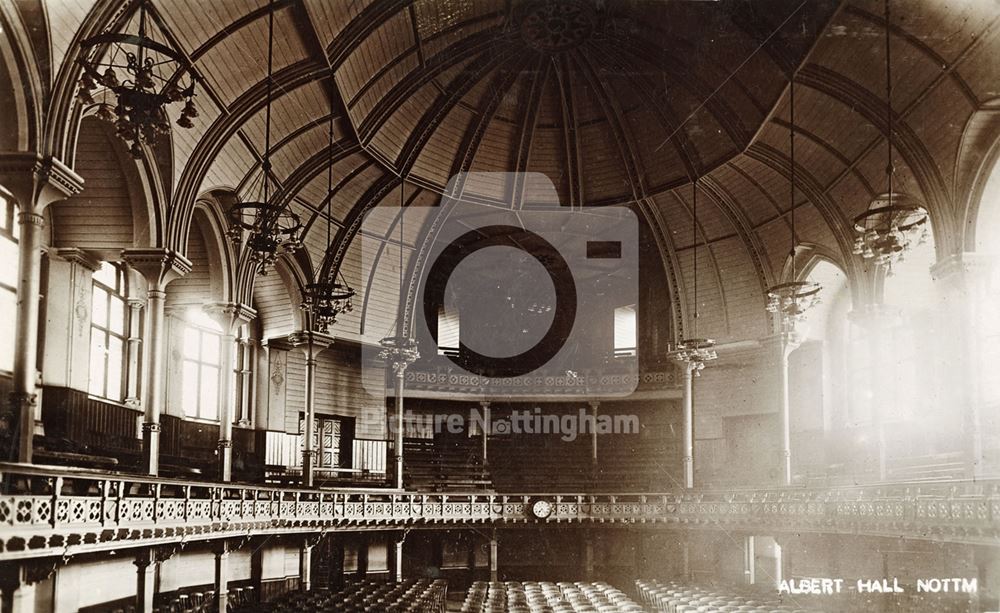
789,70,796,281
692,176,698,339
263,0,275,211
327,89,334,251
884,0,893,208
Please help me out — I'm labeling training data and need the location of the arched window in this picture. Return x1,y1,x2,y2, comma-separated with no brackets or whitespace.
0,196,17,373
182,309,222,421
89,262,128,400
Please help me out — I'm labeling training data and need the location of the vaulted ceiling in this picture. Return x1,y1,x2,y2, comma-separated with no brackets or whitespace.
38,0,1000,345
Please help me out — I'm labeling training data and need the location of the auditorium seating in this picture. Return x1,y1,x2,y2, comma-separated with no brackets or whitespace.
458,581,644,612
234,580,447,612
635,579,824,613
404,438,492,491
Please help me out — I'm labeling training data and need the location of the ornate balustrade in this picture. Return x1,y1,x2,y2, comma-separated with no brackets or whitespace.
1,463,998,560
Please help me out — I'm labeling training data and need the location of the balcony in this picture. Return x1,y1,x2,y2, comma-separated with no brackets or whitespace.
1,462,998,562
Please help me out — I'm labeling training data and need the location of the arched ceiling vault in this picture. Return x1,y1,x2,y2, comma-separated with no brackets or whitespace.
42,0,1000,344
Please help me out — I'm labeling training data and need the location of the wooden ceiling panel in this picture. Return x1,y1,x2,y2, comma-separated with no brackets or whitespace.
709,164,776,228
677,248,727,340
348,52,421,120
170,97,224,190
673,185,736,246
49,0,98,80
368,85,439,162
904,81,977,192
522,129,565,206
412,107,475,187
154,0,267,54
201,136,257,194
624,106,688,191
195,9,307,107
755,217,794,282
955,24,1000,103
579,120,629,204
337,9,415,104
240,81,329,161
710,236,767,340
302,0,371,51
269,123,330,183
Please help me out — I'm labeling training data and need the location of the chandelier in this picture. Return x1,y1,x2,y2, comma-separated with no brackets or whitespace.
226,0,302,275
300,103,355,334
76,0,197,158
669,178,716,373
379,177,420,373
765,68,821,330
852,0,929,276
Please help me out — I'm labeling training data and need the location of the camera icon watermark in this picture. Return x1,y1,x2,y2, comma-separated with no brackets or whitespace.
362,172,639,398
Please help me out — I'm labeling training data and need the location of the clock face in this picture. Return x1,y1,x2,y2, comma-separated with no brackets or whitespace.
531,499,553,519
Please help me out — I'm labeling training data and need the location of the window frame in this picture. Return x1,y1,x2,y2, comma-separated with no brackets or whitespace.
89,262,129,401
0,197,19,374
181,318,223,422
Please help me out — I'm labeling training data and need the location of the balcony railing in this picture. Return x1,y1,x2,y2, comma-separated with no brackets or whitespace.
1,463,998,560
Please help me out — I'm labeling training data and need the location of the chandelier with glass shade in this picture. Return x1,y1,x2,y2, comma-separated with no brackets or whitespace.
765,69,822,331
851,0,929,276
668,178,717,375
76,0,197,158
225,0,302,275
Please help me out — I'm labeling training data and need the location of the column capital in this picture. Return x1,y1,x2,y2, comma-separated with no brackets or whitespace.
931,252,994,286
759,331,801,356
287,330,335,355
51,247,102,272
122,248,192,290
847,304,902,330
0,153,83,212
204,302,257,335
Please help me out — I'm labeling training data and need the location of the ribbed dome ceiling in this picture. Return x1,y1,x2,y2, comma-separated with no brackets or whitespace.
333,0,840,206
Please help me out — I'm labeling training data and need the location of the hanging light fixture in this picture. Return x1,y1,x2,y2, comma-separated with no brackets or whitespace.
378,178,421,371
851,0,929,276
76,0,197,158
765,70,821,330
301,95,355,334
226,0,302,275
668,178,717,375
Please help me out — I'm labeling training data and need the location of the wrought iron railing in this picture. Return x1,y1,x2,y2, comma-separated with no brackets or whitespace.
0,463,997,560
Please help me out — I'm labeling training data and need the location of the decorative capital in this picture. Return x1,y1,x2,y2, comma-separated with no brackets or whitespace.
0,153,83,213
287,330,334,355
122,248,192,290
930,252,994,288
204,302,257,335
142,422,161,433
217,439,233,449
52,248,102,272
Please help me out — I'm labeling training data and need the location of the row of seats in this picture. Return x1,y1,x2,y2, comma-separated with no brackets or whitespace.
235,580,447,613
459,581,644,612
635,579,822,613
404,438,492,491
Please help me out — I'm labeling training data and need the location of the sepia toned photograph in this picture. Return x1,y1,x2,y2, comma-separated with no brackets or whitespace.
0,0,998,611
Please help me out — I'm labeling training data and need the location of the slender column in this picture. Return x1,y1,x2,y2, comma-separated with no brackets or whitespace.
134,549,156,613
123,249,191,476
393,533,405,582
848,306,899,481
206,303,256,481
589,400,599,466
299,541,313,591
743,535,756,585
124,265,145,408
288,330,333,487
235,338,254,426
395,368,405,489
0,154,83,462
583,531,594,581
489,531,498,582
762,333,799,485
479,400,490,464
215,542,230,612
932,253,993,477
681,536,691,582
681,362,696,488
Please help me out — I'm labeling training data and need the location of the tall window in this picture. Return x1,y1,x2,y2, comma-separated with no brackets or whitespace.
613,304,637,357
0,196,17,373
182,309,222,421
89,262,128,400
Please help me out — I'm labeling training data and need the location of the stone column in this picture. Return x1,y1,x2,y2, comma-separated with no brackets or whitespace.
393,533,405,582
134,549,156,613
680,362,696,488
288,330,333,487
299,541,313,591
235,338,255,426
583,531,595,581
205,303,256,481
932,253,993,478
489,531,498,582
124,265,146,408
743,535,756,585
214,541,230,612
122,249,192,476
0,154,83,462
762,333,801,486
479,400,490,464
